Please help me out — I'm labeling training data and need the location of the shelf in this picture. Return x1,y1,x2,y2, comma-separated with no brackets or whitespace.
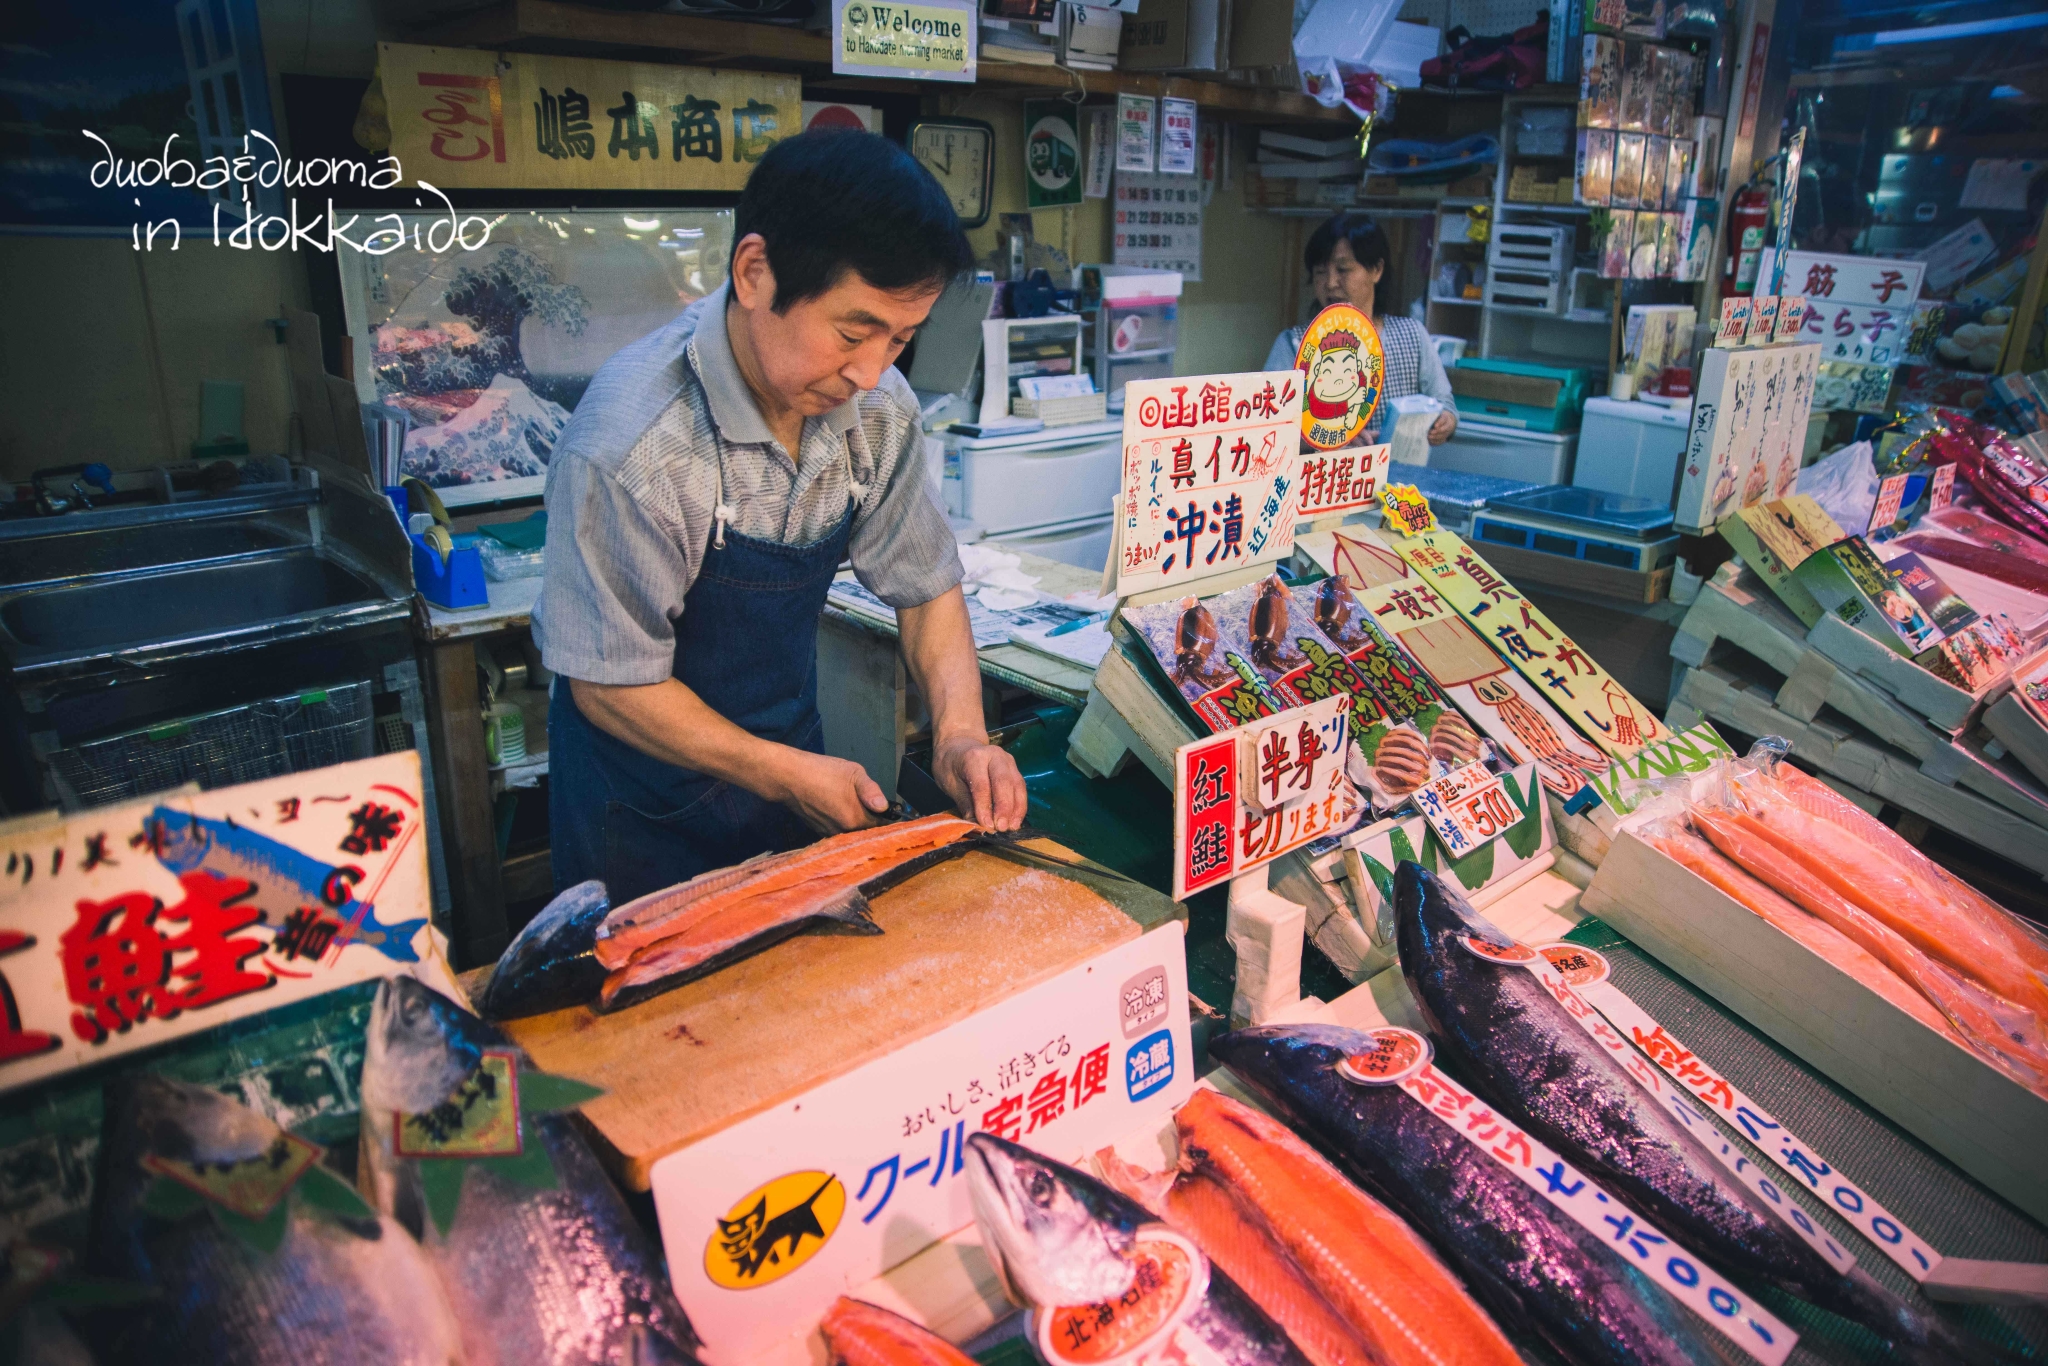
411,0,1353,124
1428,295,1484,306
1501,202,1592,214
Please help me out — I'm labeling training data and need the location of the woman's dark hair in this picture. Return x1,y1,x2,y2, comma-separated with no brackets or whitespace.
733,130,974,311
1304,212,1397,316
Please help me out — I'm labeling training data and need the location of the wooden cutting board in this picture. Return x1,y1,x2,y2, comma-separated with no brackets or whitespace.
475,841,1144,1189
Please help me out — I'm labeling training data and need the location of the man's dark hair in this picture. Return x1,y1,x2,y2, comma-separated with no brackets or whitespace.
732,130,974,311
1304,212,1397,316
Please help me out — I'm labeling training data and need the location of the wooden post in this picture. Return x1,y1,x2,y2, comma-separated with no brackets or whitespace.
424,637,509,968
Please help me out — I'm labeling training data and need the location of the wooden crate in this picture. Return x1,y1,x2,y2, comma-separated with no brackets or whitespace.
1582,828,2048,1228
1671,570,2048,839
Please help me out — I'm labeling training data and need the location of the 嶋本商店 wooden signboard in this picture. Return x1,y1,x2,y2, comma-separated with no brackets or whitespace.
379,43,797,192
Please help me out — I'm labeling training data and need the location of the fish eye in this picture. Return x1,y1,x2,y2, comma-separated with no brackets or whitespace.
1027,1169,1057,1207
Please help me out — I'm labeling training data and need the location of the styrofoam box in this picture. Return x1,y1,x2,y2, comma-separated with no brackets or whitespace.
944,420,1123,536
1429,419,1577,484
1582,826,2048,1227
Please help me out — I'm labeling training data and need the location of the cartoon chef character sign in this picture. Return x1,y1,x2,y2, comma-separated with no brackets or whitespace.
1296,303,1385,451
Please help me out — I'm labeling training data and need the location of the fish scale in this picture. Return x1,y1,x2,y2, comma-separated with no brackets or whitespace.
1392,860,2007,1366
1210,1024,1723,1366
359,976,704,1366
84,1074,467,1366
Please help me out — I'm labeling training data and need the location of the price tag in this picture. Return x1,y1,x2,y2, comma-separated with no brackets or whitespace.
1745,295,1780,346
1867,472,1910,534
1412,761,1513,857
1773,296,1807,343
1716,296,1753,347
1378,483,1437,537
1533,944,1944,1282
1354,1042,1798,1366
1930,462,1956,512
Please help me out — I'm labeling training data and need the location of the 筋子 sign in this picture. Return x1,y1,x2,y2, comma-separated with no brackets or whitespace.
1173,696,1362,900
1781,251,1924,313
649,926,1192,1361
0,752,446,1096
379,43,796,191
1114,371,1302,595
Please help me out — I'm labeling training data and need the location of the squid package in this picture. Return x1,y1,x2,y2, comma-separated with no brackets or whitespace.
1128,585,1287,733
1264,575,1487,810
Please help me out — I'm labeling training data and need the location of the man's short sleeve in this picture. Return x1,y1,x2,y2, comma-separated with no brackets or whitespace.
532,453,689,685
847,381,963,609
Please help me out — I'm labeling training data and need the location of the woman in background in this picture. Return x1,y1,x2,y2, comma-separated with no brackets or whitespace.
1264,213,1458,445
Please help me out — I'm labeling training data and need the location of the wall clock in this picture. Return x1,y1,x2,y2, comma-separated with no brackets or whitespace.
907,117,995,230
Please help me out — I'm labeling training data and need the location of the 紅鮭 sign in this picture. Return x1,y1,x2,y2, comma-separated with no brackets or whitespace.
1116,371,1303,595
1174,693,1361,899
0,751,451,1095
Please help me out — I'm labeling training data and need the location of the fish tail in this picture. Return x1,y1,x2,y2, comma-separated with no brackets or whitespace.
824,889,883,935
1832,1268,2016,1366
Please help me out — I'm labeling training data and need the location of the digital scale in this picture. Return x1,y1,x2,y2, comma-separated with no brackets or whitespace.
1471,485,1678,573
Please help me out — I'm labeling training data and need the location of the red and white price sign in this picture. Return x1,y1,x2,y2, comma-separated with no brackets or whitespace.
1411,761,1515,858
1930,462,1957,512
1867,471,1910,534
1172,695,1361,900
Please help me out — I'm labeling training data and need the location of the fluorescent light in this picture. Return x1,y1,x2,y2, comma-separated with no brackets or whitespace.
1865,11,2048,46
623,215,662,231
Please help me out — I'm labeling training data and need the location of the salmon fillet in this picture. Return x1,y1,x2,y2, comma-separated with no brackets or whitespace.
820,1297,976,1366
1097,1148,1377,1366
594,816,978,969
1735,794,2048,1024
1691,806,2048,1096
1176,1089,1522,1366
1643,828,1955,1036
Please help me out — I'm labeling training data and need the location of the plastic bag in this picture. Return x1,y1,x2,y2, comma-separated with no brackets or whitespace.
1795,439,1878,532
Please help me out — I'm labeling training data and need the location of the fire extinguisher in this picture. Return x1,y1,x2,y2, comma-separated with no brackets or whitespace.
1723,171,1771,297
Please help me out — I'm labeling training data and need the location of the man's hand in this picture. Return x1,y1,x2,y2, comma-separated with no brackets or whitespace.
770,749,891,834
933,734,1028,830
1427,410,1458,444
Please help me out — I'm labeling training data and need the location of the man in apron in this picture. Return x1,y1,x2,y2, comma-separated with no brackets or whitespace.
533,131,1026,903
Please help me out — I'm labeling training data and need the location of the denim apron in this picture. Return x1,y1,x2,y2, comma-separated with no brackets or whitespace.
549,443,861,903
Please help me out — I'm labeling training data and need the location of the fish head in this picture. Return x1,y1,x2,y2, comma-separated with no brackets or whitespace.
106,1074,281,1168
965,1133,1139,1309
1394,859,1516,961
142,806,211,873
1211,1022,1374,1080
363,974,503,1117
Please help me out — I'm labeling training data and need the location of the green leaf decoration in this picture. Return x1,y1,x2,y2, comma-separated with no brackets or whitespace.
1387,826,1419,867
295,1163,374,1221
480,1141,559,1192
420,1159,468,1239
214,1195,290,1256
140,1177,206,1222
1502,771,1544,860
519,1071,605,1115
1434,824,1496,889
1362,851,1395,905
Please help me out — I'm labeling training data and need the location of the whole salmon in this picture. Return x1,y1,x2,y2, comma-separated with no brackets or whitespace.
1173,1087,1522,1366
1096,1148,1378,1366
965,1132,1313,1364
819,1298,977,1366
1394,860,1999,1366
359,976,705,1365
84,1074,465,1366
1211,1024,1721,1366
